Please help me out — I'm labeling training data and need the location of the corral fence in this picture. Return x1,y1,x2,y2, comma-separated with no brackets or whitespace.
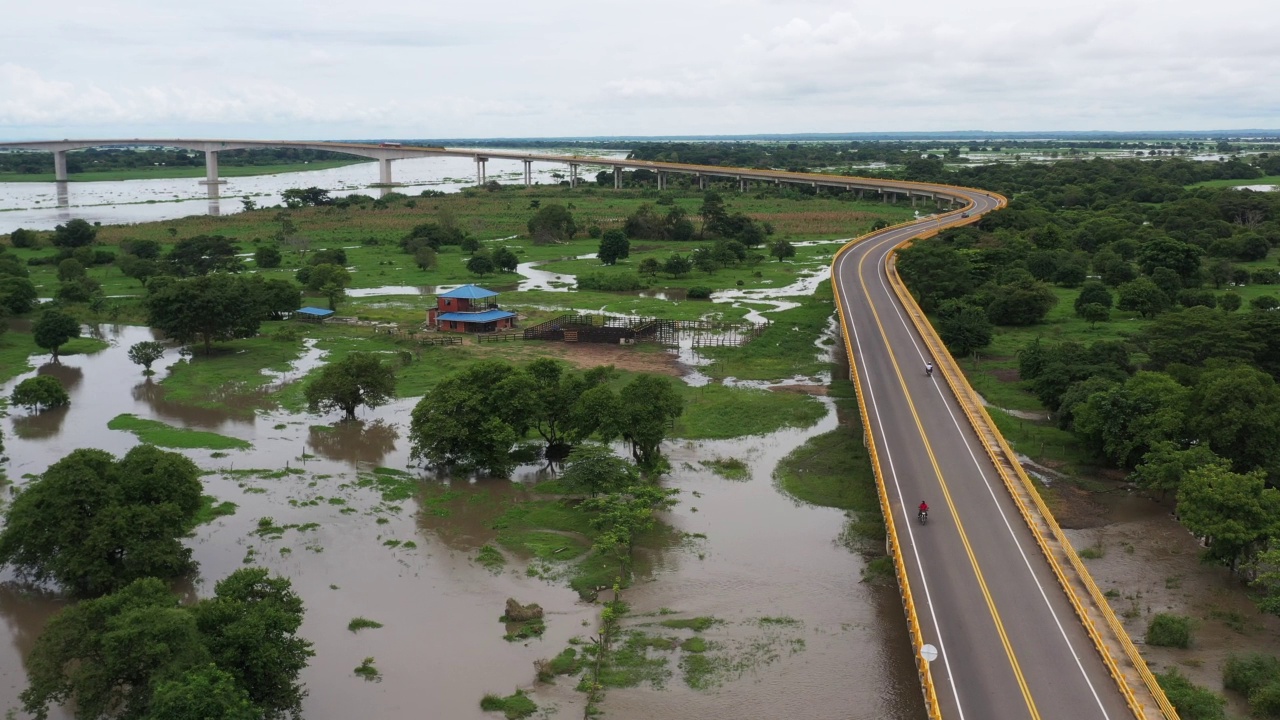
522,314,769,347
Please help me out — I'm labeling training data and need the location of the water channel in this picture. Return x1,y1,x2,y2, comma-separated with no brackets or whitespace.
0,150,627,234
0,322,924,719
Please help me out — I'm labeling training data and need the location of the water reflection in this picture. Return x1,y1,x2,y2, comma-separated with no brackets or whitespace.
306,420,399,468
11,405,69,440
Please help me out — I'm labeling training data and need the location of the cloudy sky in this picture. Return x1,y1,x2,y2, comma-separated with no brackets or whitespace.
2,0,1277,140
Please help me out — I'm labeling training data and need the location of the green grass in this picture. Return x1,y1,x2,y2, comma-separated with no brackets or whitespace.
658,617,720,632
594,631,673,689
535,648,582,682
476,544,507,571
699,457,750,480
0,159,367,183
188,495,237,530
107,413,251,450
699,280,837,381
0,332,111,384
158,326,306,410
479,689,538,719
674,384,824,439
1188,174,1280,189
348,617,384,632
353,657,380,682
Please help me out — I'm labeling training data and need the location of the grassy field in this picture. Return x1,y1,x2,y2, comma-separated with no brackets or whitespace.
107,413,252,450
0,334,110,384
1188,175,1280,189
0,159,368,183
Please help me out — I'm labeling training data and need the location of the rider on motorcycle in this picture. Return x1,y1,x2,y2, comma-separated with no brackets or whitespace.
925,361,934,377
918,500,929,519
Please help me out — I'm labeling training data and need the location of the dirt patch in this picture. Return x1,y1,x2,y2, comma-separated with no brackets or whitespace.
1042,481,1111,529
1066,502,1280,716
769,384,829,396
989,367,1022,383
532,343,683,377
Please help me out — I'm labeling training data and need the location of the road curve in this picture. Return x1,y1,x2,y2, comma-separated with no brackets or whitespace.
833,192,1139,719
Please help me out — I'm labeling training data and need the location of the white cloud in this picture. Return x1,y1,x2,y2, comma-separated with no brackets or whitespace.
0,0,1278,138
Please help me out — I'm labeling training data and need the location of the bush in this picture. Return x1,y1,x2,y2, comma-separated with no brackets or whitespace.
1146,613,1193,648
1157,669,1226,720
1224,653,1280,697
687,286,713,299
575,272,649,292
1250,681,1280,718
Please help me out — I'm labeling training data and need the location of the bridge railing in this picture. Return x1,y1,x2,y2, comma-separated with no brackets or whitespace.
830,215,965,720
881,198,1181,720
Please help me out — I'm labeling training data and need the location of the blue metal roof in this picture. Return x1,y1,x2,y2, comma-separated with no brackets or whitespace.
438,310,516,323
438,284,498,300
296,307,335,317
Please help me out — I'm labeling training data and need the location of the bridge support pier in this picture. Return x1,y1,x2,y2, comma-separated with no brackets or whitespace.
54,150,68,182
738,176,746,192
523,160,532,186
569,163,579,188
200,150,226,188
697,174,706,190
475,157,487,185
378,159,393,186
657,171,666,191
613,167,622,189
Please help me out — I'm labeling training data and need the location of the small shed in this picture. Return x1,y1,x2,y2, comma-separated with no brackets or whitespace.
295,307,335,323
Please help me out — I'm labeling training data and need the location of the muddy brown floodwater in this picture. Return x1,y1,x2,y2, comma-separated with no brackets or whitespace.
0,323,924,719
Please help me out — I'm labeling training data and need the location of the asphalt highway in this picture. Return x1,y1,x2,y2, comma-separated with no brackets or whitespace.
833,192,1137,720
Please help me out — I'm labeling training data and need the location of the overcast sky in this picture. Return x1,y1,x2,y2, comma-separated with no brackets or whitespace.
2,0,1277,140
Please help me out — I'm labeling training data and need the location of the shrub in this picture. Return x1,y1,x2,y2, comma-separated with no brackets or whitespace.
1224,653,1280,697
575,272,649,292
1250,681,1280,718
1146,613,1193,648
687,286,713,299
1157,669,1226,720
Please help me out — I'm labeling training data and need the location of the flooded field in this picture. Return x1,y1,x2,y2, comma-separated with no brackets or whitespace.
0,324,924,719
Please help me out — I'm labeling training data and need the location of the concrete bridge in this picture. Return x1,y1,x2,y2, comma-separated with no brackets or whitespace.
0,139,959,208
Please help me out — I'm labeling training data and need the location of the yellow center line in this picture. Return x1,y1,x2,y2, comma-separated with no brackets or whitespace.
853,229,1042,720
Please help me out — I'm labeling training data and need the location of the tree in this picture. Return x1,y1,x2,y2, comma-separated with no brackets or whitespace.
770,239,796,262
166,235,243,277
895,241,976,312
598,230,630,265
52,218,97,249
192,568,314,717
20,577,211,720
57,258,86,282
699,191,729,237
527,204,577,241
128,341,166,374
1251,295,1280,312
254,245,282,269
281,186,332,207
466,253,495,276
1116,277,1171,319
145,274,262,355
20,569,311,720
1078,302,1110,327
1220,291,1243,312
1189,365,1280,474
986,277,1058,326
148,665,262,720
121,238,162,260
9,227,38,248
492,246,520,273
0,445,203,597
936,300,993,356
1178,463,1280,572
247,277,302,321
33,309,81,361
409,361,536,474
11,375,70,411
413,247,438,271
584,482,680,582
1073,372,1189,470
0,275,39,314
593,375,684,467
1129,442,1225,498
117,254,161,288
1074,280,1114,312
305,352,397,421
560,443,639,497
638,258,660,277
662,254,692,279
1142,306,1255,369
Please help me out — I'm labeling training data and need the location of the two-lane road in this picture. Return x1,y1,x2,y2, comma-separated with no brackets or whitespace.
833,192,1136,719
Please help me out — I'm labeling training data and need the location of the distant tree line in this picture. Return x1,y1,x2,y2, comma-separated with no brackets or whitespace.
0,147,358,176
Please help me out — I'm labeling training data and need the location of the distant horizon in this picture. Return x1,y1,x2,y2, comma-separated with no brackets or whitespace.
4,129,1280,145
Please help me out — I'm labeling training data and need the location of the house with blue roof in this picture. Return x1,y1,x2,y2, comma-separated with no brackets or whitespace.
427,284,517,333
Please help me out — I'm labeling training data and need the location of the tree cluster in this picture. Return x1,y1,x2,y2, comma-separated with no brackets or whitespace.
408,360,683,474
145,274,300,354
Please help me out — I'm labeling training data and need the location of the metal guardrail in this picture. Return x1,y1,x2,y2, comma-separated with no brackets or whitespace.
881,198,1181,720
831,229,945,720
